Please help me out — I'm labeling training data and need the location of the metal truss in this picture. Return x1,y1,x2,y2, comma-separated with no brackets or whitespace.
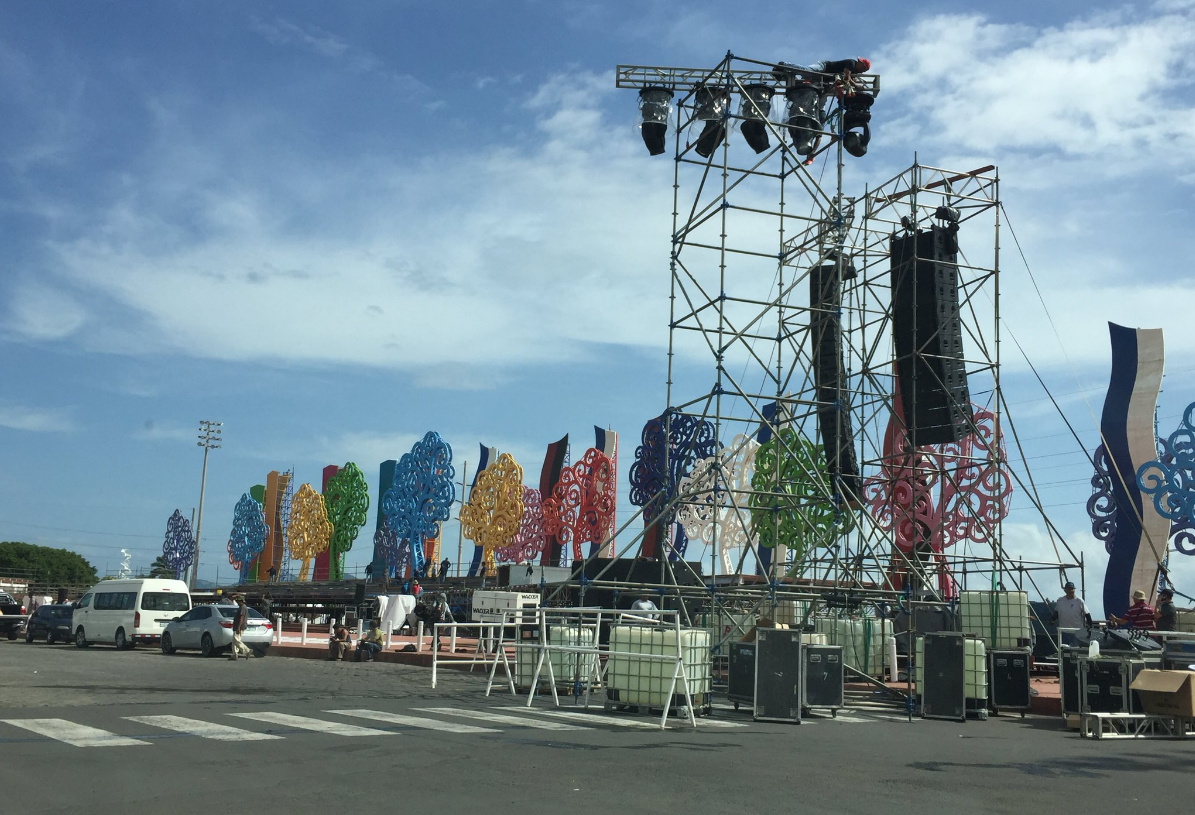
570,54,1080,623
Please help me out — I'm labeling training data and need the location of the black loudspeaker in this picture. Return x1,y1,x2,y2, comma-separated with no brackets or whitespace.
921,632,966,721
809,262,861,501
57,587,68,604
754,628,802,723
890,227,972,445
354,583,367,606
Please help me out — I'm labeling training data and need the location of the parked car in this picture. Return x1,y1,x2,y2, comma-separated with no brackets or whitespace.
160,604,273,658
72,578,191,649
25,604,75,644
0,592,27,640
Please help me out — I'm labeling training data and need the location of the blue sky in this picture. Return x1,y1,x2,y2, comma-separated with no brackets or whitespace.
2,1,1194,610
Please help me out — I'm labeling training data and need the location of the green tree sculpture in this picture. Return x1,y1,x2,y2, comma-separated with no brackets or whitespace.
749,429,855,572
323,462,370,581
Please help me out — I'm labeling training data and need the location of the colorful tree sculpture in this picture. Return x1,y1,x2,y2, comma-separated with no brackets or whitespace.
543,448,617,563
497,486,547,563
749,429,854,571
1137,403,1195,556
287,483,333,581
381,431,456,576
227,492,269,583
323,462,370,581
459,452,525,576
862,402,1010,595
629,411,719,558
373,515,409,578
676,434,760,574
162,509,195,580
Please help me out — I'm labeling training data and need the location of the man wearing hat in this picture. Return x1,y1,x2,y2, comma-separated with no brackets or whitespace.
1155,588,1178,632
1050,581,1091,644
1111,590,1156,630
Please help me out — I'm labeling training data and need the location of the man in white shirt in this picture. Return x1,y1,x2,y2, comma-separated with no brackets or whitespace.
1050,581,1091,645
631,594,658,612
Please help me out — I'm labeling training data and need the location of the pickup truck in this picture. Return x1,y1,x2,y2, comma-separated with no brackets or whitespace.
0,592,27,640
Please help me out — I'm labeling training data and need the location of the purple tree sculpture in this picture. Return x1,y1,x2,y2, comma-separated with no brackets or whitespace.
163,510,195,580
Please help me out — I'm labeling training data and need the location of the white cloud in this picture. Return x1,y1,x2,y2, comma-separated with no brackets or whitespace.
3,282,86,340
0,403,76,432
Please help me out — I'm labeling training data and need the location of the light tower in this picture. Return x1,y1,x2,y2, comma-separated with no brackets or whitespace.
190,419,222,590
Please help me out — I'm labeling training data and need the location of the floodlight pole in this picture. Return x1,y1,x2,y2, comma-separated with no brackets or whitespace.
190,420,222,590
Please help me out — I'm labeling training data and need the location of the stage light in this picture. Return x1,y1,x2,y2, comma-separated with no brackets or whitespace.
785,82,824,157
842,92,874,158
693,84,730,158
638,87,674,156
739,84,775,154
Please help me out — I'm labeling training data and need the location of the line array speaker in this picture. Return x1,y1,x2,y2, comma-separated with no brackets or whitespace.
809,262,861,502
889,226,972,445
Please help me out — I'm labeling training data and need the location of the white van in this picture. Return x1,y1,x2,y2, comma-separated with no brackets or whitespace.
72,579,192,650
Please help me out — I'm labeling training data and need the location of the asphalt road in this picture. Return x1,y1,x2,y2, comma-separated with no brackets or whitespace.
1,639,1190,815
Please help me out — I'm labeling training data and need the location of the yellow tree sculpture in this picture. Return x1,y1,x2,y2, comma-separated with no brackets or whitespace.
288,483,333,581
459,453,524,577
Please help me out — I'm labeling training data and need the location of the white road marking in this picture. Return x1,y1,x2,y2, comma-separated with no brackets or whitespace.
228,712,393,736
1,718,148,747
499,706,663,728
327,709,499,733
415,707,589,731
125,715,282,741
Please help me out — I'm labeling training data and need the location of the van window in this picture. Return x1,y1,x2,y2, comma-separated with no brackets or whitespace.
95,592,136,611
140,592,190,612
77,594,92,609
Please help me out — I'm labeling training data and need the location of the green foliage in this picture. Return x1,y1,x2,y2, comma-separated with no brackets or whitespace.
148,555,174,579
323,462,371,581
0,541,98,586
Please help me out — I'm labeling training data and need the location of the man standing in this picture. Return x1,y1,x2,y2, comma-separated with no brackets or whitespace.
1111,590,1156,630
228,595,252,661
1156,588,1178,631
441,558,451,582
631,594,658,613
1050,581,1091,645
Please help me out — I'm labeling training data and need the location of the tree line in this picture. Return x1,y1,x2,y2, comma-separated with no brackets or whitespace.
0,541,99,587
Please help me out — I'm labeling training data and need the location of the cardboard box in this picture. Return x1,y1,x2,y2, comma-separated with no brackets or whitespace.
1129,670,1195,717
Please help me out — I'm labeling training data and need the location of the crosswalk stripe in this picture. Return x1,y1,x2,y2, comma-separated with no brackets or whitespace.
1,718,148,747
327,710,499,733
499,706,663,729
125,715,283,741
415,707,589,731
228,712,393,736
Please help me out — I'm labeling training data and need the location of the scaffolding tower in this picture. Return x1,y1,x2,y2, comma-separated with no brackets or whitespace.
562,53,1081,621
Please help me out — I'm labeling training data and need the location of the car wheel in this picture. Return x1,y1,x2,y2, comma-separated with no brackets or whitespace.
25,628,35,643
200,633,215,658
75,627,89,648
45,630,55,645
251,645,269,658
161,632,175,655
114,628,128,651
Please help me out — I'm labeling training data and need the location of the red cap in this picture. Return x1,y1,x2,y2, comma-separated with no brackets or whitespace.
856,57,871,72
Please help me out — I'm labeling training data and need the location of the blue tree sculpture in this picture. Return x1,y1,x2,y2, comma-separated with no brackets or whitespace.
382,431,456,576
162,509,195,580
629,411,719,559
1137,402,1195,557
227,493,269,583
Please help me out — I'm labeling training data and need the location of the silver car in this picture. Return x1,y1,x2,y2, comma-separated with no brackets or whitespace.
160,604,273,658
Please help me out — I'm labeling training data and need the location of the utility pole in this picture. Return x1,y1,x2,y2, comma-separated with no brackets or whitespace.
190,420,222,590
455,461,468,578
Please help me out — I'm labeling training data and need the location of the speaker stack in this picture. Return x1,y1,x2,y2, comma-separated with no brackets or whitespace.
809,260,861,503
889,225,972,445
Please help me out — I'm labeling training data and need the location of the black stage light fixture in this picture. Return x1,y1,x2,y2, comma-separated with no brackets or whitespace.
638,87,674,156
842,92,874,157
693,84,730,158
784,82,824,156
739,84,775,154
